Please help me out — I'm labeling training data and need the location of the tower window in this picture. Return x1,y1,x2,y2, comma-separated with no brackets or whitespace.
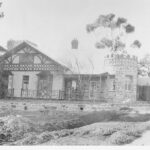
125,75,133,91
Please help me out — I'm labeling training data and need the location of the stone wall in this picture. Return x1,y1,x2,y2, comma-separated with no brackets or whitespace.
104,54,138,102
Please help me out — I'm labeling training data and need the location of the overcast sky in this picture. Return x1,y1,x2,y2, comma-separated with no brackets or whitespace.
0,0,150,73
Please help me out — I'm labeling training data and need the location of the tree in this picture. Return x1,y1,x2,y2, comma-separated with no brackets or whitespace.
0,2,4,18
138,54,150,77
86,13,141,54
0,2,5,98
60,56,95,101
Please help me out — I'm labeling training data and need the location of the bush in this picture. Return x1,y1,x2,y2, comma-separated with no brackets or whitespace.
37,132,54,143
11,104,16,108
108,131,135,145
24,106,28,110
18,134,39,145
124,129,142,138
119,107,132,112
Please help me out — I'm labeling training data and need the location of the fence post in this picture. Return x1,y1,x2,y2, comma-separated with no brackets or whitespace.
21,88,23,97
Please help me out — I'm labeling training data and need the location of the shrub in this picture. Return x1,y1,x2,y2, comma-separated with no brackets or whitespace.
119,107,132,112
37,132,54,143
19,134,40,145
124,129,142,138
24,106,28,110
108,131,135,145
11,104,16,108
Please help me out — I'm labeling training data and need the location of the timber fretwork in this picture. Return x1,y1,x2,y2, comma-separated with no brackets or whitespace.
2,45,65,72
2,64,63,72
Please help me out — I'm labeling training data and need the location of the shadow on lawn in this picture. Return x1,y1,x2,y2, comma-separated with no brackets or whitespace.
79,110,150,125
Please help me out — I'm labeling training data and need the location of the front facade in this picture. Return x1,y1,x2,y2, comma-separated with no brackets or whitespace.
0,42,67,99
0,42,139,103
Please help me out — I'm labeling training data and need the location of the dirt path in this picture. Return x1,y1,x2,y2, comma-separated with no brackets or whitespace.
128,131,150,145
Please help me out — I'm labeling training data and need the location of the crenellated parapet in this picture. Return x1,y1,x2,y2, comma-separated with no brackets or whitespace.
104,54,138,67
105,53,137,60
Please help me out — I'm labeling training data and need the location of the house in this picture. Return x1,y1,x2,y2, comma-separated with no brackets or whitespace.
0,41,139,102
0,42,69,99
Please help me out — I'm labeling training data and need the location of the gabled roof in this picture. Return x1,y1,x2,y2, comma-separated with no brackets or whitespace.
0,41,69,71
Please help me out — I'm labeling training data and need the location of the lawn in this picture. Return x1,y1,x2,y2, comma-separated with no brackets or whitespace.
0,102,150,145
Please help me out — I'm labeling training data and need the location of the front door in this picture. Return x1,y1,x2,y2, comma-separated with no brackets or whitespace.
37,75,53,98
21,75,29,97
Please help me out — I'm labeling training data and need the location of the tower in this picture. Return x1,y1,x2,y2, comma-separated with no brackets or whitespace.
104,53,138,103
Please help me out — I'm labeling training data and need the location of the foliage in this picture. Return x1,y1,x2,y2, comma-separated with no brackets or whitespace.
24,106,28,110
0,2,5,98
0,65,8,98
86,13,141,53
108,131,135,145
0,2,4,18
131,40,141,48
138,54,150,76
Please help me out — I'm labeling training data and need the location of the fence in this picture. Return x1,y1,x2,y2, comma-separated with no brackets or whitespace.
7,89,65,100
6,88,112,101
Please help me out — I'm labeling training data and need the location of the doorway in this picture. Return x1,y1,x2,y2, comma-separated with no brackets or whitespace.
37,71,53,99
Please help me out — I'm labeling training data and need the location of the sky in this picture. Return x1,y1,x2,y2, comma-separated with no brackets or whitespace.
0,0,150,73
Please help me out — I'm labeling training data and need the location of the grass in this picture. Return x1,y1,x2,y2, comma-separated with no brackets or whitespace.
1,104,150,145
39,122,150,145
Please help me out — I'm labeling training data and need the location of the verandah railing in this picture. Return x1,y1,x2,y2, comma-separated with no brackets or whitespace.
6,88,114,101
7,89,65,100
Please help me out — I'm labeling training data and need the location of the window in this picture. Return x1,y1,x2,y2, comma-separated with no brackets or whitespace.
8,75,13,89
19,54,34,64
22,75,29,89
125,75,133,91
